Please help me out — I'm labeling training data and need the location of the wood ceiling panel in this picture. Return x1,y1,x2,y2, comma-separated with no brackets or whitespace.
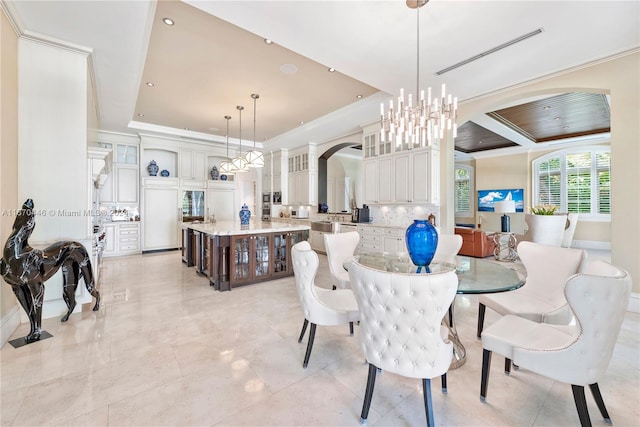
487,93,610,143
454,121,519,153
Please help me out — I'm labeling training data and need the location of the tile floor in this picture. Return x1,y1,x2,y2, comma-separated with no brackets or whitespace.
1,250,638,426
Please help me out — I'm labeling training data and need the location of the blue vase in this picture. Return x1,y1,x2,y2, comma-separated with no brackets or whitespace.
160,169,170,177
210,166,219,180
147,160,159,176
239,204,251,225
405,219,438,273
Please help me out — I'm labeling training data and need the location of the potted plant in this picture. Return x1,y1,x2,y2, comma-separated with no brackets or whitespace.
524,205,567,246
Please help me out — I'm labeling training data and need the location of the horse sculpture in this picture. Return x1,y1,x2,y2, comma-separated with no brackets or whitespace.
0,199,100,343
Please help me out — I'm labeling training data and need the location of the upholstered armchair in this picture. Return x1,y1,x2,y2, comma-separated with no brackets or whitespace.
454,227,494,258
477,241,586,338
291,241,360,368
324,231,360,289
480,260,632,426
347,259,458,426
432,234,463,265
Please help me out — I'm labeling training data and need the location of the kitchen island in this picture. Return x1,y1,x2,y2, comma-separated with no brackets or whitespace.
182,221,309,291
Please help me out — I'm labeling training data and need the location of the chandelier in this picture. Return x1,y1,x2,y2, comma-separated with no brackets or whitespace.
380,0,458,148
243,93,264,168
230,105,249,173
219,115,235,175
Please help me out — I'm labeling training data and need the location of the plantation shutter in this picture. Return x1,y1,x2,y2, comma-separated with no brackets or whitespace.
536,157,561,207
566,152,592,213
455,167,471,216
596,152,611,214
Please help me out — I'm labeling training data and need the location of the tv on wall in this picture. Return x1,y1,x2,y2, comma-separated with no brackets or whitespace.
477,189,524,212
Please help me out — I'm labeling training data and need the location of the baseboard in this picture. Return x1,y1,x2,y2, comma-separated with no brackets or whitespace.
571,240,611,251
1,305,21,348
628,292,640,313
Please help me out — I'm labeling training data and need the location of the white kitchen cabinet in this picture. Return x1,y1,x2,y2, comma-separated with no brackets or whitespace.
143,186,181,251
180,149,206,180
357,226,382,253
411,149,439,204
363,157,392,204
103,224,117,256
207,183,236,221
287,170,315,205
310,230,327,254
382,227,406,254
100,164,138,204
393,154,411,203
118,223,141,254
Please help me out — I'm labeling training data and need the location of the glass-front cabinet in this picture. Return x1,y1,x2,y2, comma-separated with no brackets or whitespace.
230,234,271,286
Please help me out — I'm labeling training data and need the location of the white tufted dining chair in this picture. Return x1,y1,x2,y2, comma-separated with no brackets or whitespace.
480,260,631,427
347,259,458,426
477,241,586,338
291,241,360,368
324,231,360,289
432,234,462,265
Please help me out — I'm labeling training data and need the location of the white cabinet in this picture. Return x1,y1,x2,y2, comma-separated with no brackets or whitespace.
357,226,382,253
100,164,139,204
363,157,392,204
180,149,206,180
103,224,117,256
103,222,140,257
382,228,406,254
363,148,439,205
310,230,327,254
207,182,236,221
143,185,181,251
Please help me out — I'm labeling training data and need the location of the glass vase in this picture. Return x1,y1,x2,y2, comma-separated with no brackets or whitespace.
405,219,438,273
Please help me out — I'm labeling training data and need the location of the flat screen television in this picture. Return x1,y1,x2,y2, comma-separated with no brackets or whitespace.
477,188,524,212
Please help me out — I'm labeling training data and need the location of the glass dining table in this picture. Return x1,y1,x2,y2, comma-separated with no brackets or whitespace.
346,252,525,369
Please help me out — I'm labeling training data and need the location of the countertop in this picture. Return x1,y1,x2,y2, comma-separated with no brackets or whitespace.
184,221,310,236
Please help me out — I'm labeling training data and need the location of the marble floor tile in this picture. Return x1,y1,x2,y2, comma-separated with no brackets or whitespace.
1,250,638,427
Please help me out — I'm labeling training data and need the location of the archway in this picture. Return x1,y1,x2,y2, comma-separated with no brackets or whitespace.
318,142,361,212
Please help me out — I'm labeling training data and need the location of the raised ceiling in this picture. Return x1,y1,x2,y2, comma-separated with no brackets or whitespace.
6,0,640,155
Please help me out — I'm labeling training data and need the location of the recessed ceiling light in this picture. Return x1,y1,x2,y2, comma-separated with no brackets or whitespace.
137,113,144,117
184,128,189,131
264,39,273,44
328,67,336,72
146,82,154,87
563,126,570,129
478,141,483,144
543,106,551,110
163,18,174,26
554,117,560,120
299,121,305,125
356,94,363,99
280,64,298,75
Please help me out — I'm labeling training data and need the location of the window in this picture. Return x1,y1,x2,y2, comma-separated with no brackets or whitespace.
533,147,610,220
454,164,473,217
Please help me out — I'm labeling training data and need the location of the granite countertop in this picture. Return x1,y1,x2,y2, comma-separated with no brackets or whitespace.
184,221,310,236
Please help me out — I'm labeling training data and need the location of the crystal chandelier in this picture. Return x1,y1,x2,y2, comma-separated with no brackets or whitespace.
219,115,235,175
243,93,264,168
231,105,249,173
380,0,458,148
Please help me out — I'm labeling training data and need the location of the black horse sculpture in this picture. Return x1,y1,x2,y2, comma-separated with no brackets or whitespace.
0,199,100,343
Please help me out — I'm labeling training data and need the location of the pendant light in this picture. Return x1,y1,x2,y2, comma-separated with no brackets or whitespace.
219,115,235,175
243,93,264,168
231,105,249,173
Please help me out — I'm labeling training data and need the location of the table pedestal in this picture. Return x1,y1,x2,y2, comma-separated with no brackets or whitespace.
493,233,517,261
443,300,466,369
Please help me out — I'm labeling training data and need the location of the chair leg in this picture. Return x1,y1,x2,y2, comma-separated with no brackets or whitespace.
480,349,492,402
422,378,435,427
477,303,486,338
302,323,316,368
349,321,354,335
589,383,612,425
360,363,378,425
571,384,593,427
504,358,511,375
298,319,309,343
441,373,448,394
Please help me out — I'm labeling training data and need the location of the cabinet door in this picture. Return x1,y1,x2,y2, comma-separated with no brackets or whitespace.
99,172,114,203
272,232,289,277
116,166,138,203
377,157,393,203
287,173,298,204
363,160,378,204
180,150,193,179
143,187,180,250
393,154,411,203
207,189,235,221
103,224,117,256
231,235,252,285
193,151,206,179
254,234,271,280
411,150,436,204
